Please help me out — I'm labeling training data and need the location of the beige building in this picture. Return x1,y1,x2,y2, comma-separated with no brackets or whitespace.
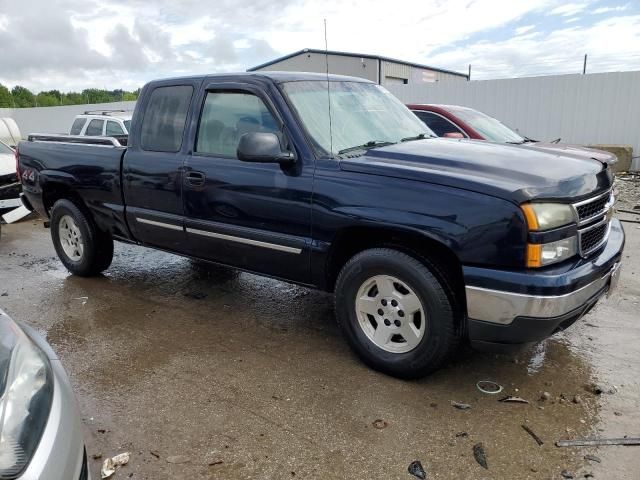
248,48,468,85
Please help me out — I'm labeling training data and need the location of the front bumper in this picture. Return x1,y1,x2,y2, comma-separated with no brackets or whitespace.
464,219,625,350
17,323,89,480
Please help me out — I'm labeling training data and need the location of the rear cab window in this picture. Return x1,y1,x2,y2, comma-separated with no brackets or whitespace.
106,121,125,136
196,91,280,157
85,119,104,136
70,118,87,135
141,85,194,152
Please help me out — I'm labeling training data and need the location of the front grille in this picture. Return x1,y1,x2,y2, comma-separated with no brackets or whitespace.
579,222,608,255
574,190,611,224
573,190,613,257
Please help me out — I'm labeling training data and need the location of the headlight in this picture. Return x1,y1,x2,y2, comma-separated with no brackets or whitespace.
0,315,53,479
526,236,578,267
521,203,576,231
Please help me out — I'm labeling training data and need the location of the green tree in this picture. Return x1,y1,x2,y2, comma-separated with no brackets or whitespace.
82,89,111,104
11,86,35,107
35,93,60,107
62,92,86,105
0,84,13,108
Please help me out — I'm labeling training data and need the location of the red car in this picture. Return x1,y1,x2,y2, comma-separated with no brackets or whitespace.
408,104,616,164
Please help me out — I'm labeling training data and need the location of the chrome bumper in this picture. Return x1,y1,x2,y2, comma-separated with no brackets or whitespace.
466,262,620,325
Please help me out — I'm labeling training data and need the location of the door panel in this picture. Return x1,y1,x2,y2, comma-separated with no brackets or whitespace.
123,83,197,250
183,85,313,282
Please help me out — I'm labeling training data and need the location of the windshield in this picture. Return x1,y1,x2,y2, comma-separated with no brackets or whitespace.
448,107,525,143
0,141,13,154
282,81,433,157
123,120,132,133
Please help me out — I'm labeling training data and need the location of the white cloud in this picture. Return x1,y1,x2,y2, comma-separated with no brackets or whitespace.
515,25,536,35
592,4,629,14
427,14,640,79
0,0,638,92
549,2,591,16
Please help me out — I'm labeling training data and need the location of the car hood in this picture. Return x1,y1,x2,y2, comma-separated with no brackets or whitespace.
522,143,617,164
339,138,613,204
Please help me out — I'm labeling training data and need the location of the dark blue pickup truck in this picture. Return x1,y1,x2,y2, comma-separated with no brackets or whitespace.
17,72,624,378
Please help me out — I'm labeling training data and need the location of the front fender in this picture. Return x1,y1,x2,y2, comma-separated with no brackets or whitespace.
312,169,527,269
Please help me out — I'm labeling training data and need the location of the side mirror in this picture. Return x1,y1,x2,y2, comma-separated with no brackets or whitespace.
237,132,295,165
443,132,464,139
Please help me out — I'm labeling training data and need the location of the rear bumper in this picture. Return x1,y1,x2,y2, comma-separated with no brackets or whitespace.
464,219,624,350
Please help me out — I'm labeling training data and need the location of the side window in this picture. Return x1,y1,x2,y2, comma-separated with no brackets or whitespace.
85,119,104,136
141,85,193,152
106,121,125,136
196,91,280,157
414,111,465,137
70,118,87,135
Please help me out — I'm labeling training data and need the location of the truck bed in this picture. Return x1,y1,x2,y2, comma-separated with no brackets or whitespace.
18,136,129,237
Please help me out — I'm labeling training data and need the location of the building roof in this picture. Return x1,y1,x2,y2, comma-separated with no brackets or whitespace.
247,48,468,78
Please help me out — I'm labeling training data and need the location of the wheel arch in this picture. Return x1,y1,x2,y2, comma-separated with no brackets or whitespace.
41,179,86,217
325,225,466,323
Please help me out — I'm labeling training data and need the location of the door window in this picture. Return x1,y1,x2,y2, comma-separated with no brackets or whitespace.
196,91,280,157
85,119,104,136
70,118,87,135
414,111,465,137
106,120,125,136
141,85,194,152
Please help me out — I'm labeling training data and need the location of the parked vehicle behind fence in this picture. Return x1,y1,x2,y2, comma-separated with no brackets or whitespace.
69,110,133,137
409,104,617,164
16,72,624,378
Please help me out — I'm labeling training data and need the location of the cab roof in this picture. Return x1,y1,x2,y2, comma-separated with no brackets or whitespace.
145,71,373,88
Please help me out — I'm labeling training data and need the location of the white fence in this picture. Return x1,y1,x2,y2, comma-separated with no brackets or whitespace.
387,71,640,171
0,101,136,139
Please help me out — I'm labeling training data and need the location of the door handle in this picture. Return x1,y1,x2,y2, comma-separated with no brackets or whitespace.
186,171,206,186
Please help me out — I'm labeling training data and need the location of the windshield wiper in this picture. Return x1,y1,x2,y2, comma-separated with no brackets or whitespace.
400,133,434,142
506,140,527,144
338,140,396,155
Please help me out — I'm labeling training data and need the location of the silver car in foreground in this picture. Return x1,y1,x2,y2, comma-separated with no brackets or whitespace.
0,309,88,479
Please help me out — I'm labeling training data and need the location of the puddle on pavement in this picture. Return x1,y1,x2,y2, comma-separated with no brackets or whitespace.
0,222,617,479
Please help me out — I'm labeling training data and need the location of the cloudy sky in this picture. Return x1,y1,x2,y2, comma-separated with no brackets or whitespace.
0,0,639,92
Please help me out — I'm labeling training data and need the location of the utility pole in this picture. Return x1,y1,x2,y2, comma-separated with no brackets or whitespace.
583,54,587,75
468,64,471,81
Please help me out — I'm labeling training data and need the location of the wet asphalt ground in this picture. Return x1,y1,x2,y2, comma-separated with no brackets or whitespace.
0,214,639,479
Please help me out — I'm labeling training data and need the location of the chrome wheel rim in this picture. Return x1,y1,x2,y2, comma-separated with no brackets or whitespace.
58,215,84,261
355,275,426,353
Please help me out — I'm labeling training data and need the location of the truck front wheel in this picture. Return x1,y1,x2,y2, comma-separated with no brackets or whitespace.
334,248,459,378
50,199,114,276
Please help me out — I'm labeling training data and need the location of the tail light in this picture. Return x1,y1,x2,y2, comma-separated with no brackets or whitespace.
15,145,20,182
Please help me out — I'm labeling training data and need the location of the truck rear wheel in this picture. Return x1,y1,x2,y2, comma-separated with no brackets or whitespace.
50,199,114,276
334,248,459,378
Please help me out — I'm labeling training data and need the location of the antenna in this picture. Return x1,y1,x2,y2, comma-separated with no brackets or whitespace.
324,19,334,156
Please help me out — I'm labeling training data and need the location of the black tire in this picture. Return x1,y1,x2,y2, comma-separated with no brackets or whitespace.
334,248,460,379
50,199,114,276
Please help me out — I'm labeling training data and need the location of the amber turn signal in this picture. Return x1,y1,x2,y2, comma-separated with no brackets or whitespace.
526,243,542,268
521,204,539,231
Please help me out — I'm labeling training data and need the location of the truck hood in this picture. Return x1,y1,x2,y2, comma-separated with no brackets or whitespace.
522,143,617,164
339,138,613,204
